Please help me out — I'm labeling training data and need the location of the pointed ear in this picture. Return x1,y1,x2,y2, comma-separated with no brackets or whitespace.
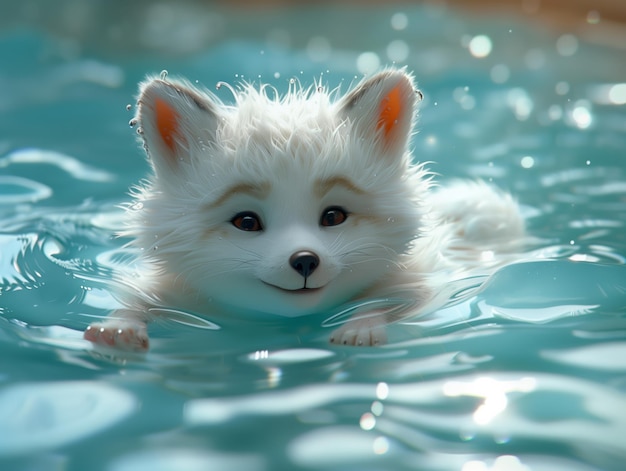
339,70,420,157
136,77,220,176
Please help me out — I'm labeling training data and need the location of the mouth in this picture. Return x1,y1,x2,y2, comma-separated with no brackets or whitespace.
288,287,322,294
262,281,323,294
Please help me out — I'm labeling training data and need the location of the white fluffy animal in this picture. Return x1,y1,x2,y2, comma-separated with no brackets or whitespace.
84,69,524,351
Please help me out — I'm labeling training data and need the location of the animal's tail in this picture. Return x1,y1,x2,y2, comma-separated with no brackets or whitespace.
428,179,527,270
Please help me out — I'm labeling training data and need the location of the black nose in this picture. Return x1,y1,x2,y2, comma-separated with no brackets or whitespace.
289,251,320,278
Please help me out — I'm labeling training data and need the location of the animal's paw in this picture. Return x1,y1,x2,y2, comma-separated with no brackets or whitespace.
84,321,149,352
329,316,388,347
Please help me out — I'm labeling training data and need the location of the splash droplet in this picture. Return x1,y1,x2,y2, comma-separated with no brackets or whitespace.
160,70,168,80
126,104,132,111
129,118,138,127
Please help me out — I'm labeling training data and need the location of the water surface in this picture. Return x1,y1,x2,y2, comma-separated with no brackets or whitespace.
1,4,625,471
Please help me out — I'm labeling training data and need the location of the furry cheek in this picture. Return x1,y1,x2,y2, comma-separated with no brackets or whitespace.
201,226,230,240
348,213,388,226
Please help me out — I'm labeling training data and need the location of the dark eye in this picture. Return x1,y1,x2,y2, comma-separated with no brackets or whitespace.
231,211,263,231
320,206,348,227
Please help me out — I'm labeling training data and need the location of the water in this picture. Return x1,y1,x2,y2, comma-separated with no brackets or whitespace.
1,3,626,471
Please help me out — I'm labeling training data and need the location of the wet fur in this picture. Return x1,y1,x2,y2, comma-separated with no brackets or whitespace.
84,69,524,351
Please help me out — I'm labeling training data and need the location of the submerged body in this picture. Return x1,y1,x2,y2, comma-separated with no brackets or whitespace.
84,69,524,351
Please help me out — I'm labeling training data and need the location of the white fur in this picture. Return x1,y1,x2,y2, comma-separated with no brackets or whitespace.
84,69,525,351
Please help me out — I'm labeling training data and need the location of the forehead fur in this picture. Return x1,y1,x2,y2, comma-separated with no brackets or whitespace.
219,84,339,154
195,82,407,189
227,83,336,130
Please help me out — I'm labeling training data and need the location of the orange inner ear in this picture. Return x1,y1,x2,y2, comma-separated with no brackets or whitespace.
377,85,403,139
155,97,180,154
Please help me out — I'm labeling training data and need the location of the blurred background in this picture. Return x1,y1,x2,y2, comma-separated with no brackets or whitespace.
1,0,625,58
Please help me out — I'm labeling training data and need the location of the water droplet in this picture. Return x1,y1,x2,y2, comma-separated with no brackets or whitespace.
356,51,381,74
571,103,592,129
490,64,510,84
136,127,144,135
556,34,578,57
289,78,295,84
386,39,409,62
317,86,323,92
359,412,376,431
608,83,626,105
387,217,395,223
160,70,168,80
586,10,601,24
425,135,437,146
521,155,535,168
390,12,408,31
129,118,138,127
468,34,492,58
273,72,280,79
126,104,132,111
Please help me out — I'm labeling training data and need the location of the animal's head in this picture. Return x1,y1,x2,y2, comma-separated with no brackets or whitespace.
127,69,429,317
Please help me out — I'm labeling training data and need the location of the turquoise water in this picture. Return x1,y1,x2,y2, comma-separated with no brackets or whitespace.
1,4,626,471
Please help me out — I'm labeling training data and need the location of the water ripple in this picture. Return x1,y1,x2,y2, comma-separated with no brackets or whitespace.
0,175,51,204
0,148,115,182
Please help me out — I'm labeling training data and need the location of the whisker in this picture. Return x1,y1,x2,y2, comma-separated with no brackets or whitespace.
223,239,263,260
